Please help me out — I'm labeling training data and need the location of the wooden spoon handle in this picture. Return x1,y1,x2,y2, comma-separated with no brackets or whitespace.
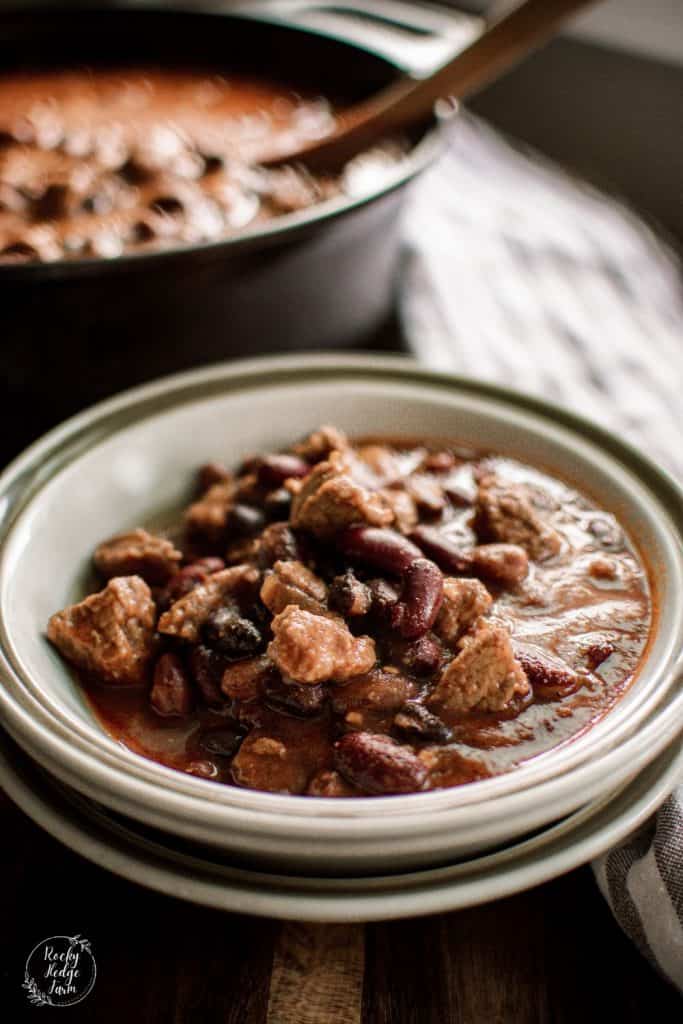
282,0,598,170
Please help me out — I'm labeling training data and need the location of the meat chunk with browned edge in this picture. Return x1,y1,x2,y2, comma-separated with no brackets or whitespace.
268,605,376,684
434,577,492,646
158,565,259,643
289,450,394,537
260,559,328,616
150,652,194,716
47,576,156,685
476,480,562,562
429,620,529,713
93,528,182,585
231,720,330,794
306,769,358,797
293,424,349,462
184,479,235,544
470,544,529,586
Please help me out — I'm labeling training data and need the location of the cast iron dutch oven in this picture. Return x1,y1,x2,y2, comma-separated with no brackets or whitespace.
0,0,480,463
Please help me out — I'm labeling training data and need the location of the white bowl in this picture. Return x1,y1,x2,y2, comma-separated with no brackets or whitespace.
0,354,681,872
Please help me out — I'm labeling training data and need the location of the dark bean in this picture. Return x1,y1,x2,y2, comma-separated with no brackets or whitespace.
198,724,245,759
329,570,372,617
128,219,156,244
264,487,292,521
256,453,309,487
151,195,184,216
202,606,263,659
228,503,265,537
150,652,194,717
410,525,473,574
188,645,230,706
119,157,153,185
423,451,457,473
264,679,326,718
339,526,422,575
258,522,301,567
396,634,443,676
0,240,39,263
393,703,452,743
334,732,427,795
393,558,443,640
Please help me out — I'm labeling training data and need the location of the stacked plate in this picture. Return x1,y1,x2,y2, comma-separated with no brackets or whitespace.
1,355,682,916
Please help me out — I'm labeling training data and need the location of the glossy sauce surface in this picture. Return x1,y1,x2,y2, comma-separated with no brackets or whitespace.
0,68,345,262
61,433,652,796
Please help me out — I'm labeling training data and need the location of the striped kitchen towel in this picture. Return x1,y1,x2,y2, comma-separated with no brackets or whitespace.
400,111,683,990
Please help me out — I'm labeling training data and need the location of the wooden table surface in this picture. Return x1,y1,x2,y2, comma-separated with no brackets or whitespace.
2,783,680,1021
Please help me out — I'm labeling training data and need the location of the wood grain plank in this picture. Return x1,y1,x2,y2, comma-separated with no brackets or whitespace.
266,923,364,1024
363,914,453,1024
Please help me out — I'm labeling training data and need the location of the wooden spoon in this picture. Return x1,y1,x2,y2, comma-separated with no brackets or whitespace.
265,0,598,171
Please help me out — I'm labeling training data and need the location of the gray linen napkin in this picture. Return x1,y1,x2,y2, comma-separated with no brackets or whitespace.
399,112,683,989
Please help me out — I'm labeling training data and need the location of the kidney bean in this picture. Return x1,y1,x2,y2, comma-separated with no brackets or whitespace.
202,607,263,660
393,703,452,744
258,522,302,566
150,652,193,717
228,503,265,537
264,487,292,521
515,649,579,700
392,558,443,640
334,732,428,795
198,724,246,759
339,526,422,575
188,645,230,706
264,679,327,718
409,525,473,574
256,453,309,487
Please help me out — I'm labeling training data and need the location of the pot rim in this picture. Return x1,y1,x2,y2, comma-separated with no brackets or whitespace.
0,353,682,838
